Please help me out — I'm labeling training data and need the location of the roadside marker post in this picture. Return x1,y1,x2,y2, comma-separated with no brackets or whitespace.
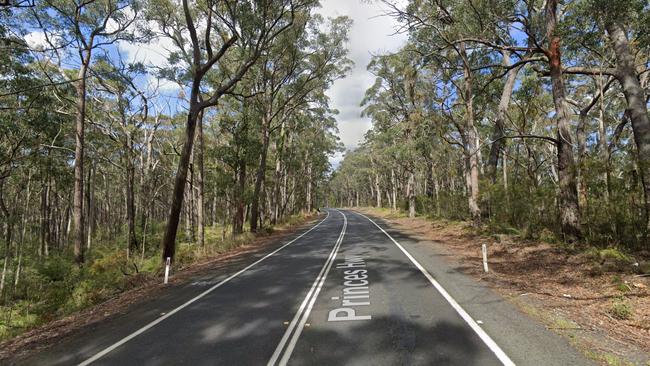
164,257,171,284
482,244,489,273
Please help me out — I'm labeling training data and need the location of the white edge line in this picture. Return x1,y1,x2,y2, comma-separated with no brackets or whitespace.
267,209,347,366
356,212,516,366
78,210,331,366
278,210,347,366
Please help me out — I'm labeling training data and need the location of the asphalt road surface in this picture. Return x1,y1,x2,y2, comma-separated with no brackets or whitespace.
15,209,592,366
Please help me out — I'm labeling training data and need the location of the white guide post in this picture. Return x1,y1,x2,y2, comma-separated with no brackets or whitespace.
164,257,171,284
481,244,488,273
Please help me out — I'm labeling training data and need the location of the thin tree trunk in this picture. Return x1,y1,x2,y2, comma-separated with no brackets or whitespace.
196,111,205,246
375,173,381,208
40,175,50,258
250,116,271,232
306,157,312,213
73,58,90,265
407,170,416,218
460,43,481,223
391,168,397,211
0,181,13,296
233,160,246,235
15,172,32,289
487,51,520,182
86,164,94,250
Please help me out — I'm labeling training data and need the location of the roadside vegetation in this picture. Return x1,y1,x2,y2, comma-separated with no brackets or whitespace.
329,0,650,255
1,0,350,342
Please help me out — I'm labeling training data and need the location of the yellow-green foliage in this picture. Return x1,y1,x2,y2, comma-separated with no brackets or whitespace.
610,298,633,320
0,301,38,341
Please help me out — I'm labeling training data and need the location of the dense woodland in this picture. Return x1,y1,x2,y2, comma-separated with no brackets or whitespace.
0,0,350,339
330,0,650,250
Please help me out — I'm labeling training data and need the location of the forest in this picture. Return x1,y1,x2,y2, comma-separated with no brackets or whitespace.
0,0,350,340
330,0,650,251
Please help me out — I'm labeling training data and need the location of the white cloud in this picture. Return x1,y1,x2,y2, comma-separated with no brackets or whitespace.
116,12,180,91
24,31,47,49
319,0,407,154
24,30,63,51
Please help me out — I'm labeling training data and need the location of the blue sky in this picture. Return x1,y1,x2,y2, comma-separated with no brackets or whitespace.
24,1,408,165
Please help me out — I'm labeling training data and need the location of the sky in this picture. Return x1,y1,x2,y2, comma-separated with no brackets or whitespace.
317,0,407,165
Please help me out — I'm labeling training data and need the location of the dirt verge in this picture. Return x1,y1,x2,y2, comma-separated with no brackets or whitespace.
357,208,650,366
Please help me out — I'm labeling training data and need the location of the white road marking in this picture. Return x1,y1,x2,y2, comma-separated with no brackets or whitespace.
268,209,348,366
356,212,516,366
77,211,332,366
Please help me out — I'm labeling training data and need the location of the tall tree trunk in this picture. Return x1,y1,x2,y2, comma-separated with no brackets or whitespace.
606,20,650,232
375,173,381,208
139,123,156,232
271,120,286,224
546,0,582,241
306,160,313,213
460,43,481,223
391,168,397,211
576,104,589,208
40,175,50,258
14,171,31,290
487,51,520,182
407,170,416,218
86,164,94,250
196,111,205,246
250,116,270,232
233,160,246,235
126,146,138,255
73,58,90,265
161,102,200,261
0,181,13,296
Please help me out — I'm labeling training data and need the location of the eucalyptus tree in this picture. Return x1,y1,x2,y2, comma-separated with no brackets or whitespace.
27,0,138,264
92,57,150,256
362,49,429,218
144,0,318,261
246,14,351,232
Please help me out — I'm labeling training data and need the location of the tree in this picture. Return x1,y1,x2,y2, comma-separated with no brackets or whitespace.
146,0,316,261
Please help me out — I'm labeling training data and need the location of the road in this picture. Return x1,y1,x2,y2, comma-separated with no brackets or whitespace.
15,209,592,366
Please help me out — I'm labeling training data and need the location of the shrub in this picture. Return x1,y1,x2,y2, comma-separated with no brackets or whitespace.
609,298,633,320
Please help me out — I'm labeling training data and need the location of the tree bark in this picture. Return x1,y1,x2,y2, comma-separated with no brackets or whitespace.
407,170,416,218
375,173,381,208
306,159,312,213
161,103,200,261
250,114,271,232
546,0,582,241
233,159,246,235
606,20,650,232
196,111,205,246
73,58,90,265
391,168,397,211
487,51,520,183
460,43,481,223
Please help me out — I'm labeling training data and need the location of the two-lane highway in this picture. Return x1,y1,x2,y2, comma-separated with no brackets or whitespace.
16,209,591,366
